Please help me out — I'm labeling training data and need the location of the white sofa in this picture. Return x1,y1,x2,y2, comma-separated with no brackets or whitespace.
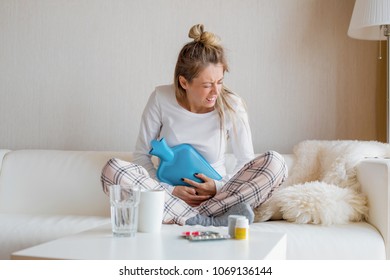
0,149,388,260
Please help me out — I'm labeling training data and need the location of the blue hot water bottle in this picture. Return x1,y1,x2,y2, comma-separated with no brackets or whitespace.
149,138,222,187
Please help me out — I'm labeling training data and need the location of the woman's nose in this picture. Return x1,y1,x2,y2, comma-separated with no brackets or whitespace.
212,83,219,93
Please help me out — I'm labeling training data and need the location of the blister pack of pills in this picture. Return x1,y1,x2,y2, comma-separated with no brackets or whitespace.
181,231,231,241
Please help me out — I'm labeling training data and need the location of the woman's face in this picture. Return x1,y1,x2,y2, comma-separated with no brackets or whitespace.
179,63,224,113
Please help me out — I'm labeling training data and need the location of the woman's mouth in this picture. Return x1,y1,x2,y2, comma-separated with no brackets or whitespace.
206,96,216,102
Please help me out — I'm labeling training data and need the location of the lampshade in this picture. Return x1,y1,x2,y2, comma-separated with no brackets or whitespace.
348,0,390,40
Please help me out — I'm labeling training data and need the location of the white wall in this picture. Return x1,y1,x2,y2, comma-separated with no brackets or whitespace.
0,0,380,153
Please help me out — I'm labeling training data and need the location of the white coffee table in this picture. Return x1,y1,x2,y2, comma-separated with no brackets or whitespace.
11,224,287,260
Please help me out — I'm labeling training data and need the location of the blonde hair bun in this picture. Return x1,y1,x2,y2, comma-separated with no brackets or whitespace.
188,24,220,47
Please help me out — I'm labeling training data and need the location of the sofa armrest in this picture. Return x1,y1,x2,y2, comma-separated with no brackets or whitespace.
357,158,390,259
0,150,11,171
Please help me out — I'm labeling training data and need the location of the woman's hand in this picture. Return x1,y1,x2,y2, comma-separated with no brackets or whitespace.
172,186,210,207
182,173,217,197
172,173,217,207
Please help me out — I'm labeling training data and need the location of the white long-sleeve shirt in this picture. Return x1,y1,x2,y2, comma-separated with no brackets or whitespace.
133,84,255,190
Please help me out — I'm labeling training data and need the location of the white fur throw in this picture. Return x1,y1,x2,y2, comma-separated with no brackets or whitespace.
254,140,390,225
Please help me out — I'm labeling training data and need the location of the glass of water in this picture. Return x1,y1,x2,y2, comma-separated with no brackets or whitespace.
109,184,141,237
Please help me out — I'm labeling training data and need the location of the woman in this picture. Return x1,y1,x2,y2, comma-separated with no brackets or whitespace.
101,24,287,226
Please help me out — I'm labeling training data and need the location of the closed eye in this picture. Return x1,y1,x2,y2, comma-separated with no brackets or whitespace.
202,79,223,88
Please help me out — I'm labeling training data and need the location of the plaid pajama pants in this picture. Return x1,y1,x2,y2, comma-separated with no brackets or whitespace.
101,150,287,225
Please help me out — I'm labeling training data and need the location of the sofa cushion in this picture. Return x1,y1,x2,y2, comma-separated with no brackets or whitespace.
0,213,109,259
0,150,133,216
250,221,386,259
